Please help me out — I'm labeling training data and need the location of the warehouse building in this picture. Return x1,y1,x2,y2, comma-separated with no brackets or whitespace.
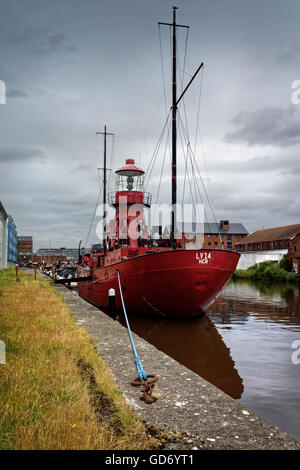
37,247,83,261
235,224,300,273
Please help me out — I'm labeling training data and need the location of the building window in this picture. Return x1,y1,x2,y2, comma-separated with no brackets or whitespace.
208,242,211,246
215,242,218,246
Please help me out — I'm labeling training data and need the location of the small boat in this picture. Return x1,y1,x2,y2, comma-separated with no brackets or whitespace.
77,7,240,318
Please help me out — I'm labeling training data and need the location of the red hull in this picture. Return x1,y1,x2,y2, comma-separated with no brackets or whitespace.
77,249,240,318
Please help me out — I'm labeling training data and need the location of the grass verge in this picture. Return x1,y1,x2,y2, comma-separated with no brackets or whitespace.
232,260,300,283
0,268,161,450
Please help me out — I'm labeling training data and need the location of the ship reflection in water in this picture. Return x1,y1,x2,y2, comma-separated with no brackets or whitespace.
119,313,244,399
118,280,300,442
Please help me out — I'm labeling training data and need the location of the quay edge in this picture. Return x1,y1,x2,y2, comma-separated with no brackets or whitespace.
53,283,300,450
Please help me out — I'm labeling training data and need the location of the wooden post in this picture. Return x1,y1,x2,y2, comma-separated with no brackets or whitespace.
34,265,37,280
15,265,19,280
51,266,55,284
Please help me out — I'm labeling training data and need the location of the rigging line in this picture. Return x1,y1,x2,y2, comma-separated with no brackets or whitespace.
169,25,172,80
142,94,164,171
177,67,193,78
186,145,212,237
182,138,189,207
193,64,204,152
143,135,149,165
178,109,202,208
144,111,171,190
183,142,207,235
181,126,211,239
189,67,215,219
178,30,191,210
191,67,207,223
144,122,167,190
107,134,115,193
178,111,211,234
178,27,190,136
178,117,199,215
198,133,217,215
144,109,171,177
178,92,214,241
158,25,169,120
189,142,221,242
84,182,103,249
151,115,171,226
178,111,222,242
143,94,164,139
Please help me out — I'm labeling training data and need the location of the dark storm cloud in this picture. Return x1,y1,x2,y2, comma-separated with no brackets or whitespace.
35,33,77,56
6,88,28,98
9,26,77,56
0,146,47,163
277,42,300,64
225,106,300,148
1,0,300,248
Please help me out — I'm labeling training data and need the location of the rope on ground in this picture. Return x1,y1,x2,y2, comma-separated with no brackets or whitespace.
116,270,158,402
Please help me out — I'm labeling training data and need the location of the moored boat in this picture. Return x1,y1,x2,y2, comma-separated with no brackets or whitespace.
77,7,240,318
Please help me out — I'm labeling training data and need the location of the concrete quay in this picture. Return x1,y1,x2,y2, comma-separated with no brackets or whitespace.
53,284,300,450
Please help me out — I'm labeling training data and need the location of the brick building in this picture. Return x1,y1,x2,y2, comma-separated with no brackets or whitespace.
32,254,67,265
17,236,33,265
152,220,248,250
202,220,248,250
235,224,300,273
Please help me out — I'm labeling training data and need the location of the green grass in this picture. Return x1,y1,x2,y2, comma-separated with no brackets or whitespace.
232,259,300,283
0,268,161,450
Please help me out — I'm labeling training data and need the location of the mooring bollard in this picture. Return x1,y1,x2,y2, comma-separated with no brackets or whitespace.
108,288,116,318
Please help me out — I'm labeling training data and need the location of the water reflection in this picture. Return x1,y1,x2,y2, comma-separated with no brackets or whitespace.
119,312,244,399
210,281,300,330
209,280,300,442
118,280,300,441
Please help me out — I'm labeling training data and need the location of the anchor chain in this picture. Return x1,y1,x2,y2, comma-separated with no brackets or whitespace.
131,374,158,403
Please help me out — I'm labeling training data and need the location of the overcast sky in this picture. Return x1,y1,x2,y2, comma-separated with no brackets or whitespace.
1,0,300,250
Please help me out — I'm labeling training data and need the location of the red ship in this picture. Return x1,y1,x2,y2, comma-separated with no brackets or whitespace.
77,8,240,318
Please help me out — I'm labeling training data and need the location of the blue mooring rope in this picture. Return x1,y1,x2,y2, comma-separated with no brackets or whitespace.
116,270,148,382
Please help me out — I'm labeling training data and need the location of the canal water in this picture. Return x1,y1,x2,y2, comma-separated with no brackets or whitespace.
118,280,300,442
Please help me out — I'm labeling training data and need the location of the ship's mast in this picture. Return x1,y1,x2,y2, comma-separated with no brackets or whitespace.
171,7,177,250
96,125,114,254
159,7,189,249
159,7,203,249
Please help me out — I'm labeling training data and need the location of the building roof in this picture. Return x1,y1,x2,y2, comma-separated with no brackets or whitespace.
18,236,32,241
203,222,248,235
236,224,300,245
151,222,248,237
